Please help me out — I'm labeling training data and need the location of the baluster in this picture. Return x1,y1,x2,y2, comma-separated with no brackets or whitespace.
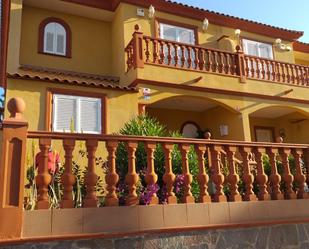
125,47,131,71
145,142,159,204
249,57,255,77
36,138,52,209
163,143,177,204
285,64,290,83
213,51,218,72
225,54,231,74
271,61,276,81
280,63,285,82
105,140,119,206
159,40,165,64
199,48,206,70
167,42,172,66
145,38,150,62
266,148,284,200
153,39,159,64
253,147,270,200
255,58,260,79
279,148,296,199
304,148,309,188
179,144,194,203
218,52,224,73
125,142,139,206
187,46,192,69
209,145,227,202
299,66,304,85
294,65,300,85
193,47,199,70
231,55,237,75
195,145,211,203
180,45,186,68
226,146,242,202
291,65,296,84
239,147,257,201
206,50,212,71
292,149,307,199
266,60,271,80
60,139,76,208
305,67,309,86
174,44,179,67
260,59,266,79
244,57,250,77
84,139,99,207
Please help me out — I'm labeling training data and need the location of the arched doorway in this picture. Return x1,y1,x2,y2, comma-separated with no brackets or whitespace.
249,106,309,143
145,95,244,140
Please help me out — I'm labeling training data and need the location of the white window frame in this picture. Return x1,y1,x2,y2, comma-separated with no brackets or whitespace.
242,38,273,59
159,23,195,45
52,94,102,134
43,22,67,56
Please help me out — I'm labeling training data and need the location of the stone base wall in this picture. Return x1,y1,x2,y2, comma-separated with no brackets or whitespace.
2,222,309,249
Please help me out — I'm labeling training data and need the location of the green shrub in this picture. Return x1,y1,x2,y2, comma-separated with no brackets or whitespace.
115,114,201,204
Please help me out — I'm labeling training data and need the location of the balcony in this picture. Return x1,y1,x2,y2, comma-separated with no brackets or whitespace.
1,98,309,241
125,26,309,87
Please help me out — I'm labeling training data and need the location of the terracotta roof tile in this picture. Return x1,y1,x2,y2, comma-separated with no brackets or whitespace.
163,0,303,35
294,41,309,53
7,65,137,92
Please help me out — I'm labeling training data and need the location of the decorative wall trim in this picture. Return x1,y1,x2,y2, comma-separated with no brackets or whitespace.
130,78,309,105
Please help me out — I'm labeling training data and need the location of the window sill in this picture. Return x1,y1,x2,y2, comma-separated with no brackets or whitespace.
38,51,72,59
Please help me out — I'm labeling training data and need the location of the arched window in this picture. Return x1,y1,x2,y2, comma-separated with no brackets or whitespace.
38,18,71,57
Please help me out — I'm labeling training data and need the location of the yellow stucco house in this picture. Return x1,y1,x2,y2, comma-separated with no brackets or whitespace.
2,0,309,243
1,0,308,143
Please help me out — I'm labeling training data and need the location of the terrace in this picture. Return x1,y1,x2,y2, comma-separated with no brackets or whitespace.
1,97,309,242
125,25,309,87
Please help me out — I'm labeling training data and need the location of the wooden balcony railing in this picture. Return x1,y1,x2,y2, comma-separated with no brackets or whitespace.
126,25,309,86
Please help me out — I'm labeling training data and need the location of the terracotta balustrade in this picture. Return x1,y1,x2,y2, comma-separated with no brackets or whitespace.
125,30,309,87
25,131,309,208
244,54,309,86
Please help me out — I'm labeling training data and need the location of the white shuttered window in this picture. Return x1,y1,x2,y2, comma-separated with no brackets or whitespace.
44,22,66,56
242,39,273,59
53,94,101,134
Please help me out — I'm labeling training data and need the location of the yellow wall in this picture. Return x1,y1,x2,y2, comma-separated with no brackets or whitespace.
250,113,309,144
147,106,249,141
5,79,138,133
20,5,113,76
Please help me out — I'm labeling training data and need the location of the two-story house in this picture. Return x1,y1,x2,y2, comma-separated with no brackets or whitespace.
1,0,309,243
1,0,308,143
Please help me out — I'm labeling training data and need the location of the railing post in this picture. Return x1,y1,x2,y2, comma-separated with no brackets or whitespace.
235,45,246,83
0,97,28,239
132,24,144,69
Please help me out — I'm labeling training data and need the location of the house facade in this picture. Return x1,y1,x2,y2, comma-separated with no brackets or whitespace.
1,0,309,244
2,0,309,143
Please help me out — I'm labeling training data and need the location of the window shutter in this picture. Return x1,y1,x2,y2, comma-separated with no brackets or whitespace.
56,34,65,54
259,44,273,59
80,98,101,133
53,95,76,132
45,32,54,53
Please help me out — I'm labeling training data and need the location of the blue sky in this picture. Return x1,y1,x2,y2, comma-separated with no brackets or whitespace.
175,0,309,43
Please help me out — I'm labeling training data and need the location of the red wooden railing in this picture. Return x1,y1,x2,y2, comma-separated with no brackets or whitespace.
125,26,309,86
27,130,309,208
